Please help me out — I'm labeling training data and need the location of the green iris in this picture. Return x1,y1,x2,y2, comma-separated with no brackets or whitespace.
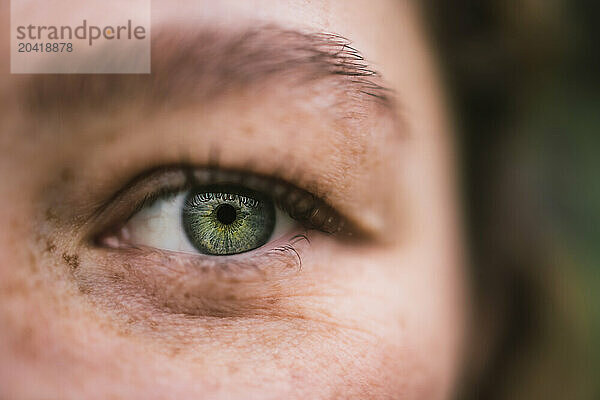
182,185,275,255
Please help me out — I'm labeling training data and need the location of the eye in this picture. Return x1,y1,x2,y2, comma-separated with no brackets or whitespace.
124,184,295,255
94,167,353,257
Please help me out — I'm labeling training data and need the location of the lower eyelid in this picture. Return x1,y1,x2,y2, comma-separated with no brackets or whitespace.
78,234,311,317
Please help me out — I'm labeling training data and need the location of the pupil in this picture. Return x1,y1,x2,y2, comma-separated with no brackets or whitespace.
216,203,237,225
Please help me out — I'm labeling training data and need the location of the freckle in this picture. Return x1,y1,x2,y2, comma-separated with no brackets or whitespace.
225,295,237,301
60,168,74,183
227,364,239,374
267,298,278,305
184,292,191,299
117,328,131,337
45,239,56,253
77,284,91,294
243,125,255,137
45,208,59,223
27,250,37,271
109,272,125,282
62,252,79,271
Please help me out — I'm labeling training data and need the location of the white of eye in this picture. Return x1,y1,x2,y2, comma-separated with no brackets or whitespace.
126,190,296,254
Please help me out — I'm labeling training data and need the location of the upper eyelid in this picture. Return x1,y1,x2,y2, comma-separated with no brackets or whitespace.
86,164,369,247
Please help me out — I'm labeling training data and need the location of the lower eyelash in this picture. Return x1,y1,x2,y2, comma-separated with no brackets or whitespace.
105,232,309,282
267,233,310,271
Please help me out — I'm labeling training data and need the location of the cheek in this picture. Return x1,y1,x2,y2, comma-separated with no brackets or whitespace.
243,244,467,399
392,245,468,399
0,203,465,400
302,241,466,398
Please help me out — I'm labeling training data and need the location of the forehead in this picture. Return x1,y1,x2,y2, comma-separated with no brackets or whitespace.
2,1,442,126
2,0,424,84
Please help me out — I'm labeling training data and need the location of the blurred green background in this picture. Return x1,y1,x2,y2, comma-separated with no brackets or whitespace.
424,0,599,398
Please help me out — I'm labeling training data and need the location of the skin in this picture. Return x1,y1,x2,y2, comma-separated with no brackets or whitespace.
0,1,467,399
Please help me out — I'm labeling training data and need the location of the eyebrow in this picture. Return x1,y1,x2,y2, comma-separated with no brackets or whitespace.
19,26,395,117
